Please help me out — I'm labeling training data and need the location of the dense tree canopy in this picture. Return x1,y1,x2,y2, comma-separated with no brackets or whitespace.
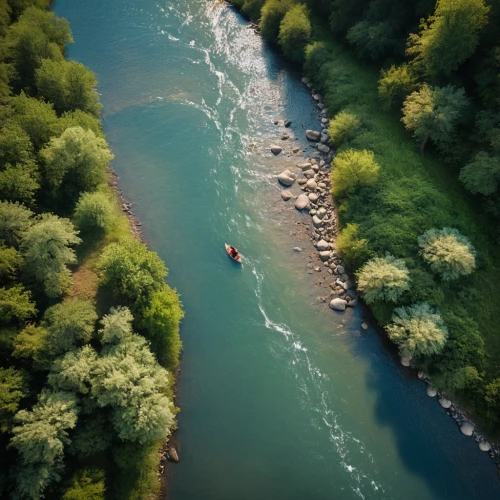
278,4,311,63
0,366,25,432
0,200,33,245
74,191,113,232
459,151,500,196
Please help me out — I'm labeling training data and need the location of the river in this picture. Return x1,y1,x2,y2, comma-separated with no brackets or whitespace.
53,1,500,499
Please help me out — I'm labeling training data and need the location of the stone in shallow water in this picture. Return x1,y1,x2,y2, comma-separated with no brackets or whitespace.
479,441,491,451
439,398,451,409
329,298,347,311
306,130,321,141
426,385,437,397
316,239,329,251
294,194,310,210
281,190,292,201
270,145,282,155
306,179,318,190
461,422,474,436
400,356,411,367
277,170,296,186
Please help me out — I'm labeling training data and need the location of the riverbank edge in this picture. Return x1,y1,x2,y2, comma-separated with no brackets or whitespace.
224,1,500,467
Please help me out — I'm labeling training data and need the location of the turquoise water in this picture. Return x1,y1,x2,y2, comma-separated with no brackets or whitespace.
54,1,500,499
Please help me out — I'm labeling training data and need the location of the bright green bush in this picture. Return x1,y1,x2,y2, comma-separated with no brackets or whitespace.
0,244,22,281
417,227,476,281
331,149,380,197
336,223,371,268
386,302,448,358
74,191,113,233
0,200,33,246
260,0,293,41
0,162,40,205
328,111,361,147
12,324,51,370
278,4,311,64
0,366,26,432
62,468,105,500
378,64,417,109
0,284,36,326
356,254,410,304
241,0,265,20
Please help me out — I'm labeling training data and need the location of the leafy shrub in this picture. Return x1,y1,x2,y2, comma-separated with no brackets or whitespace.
0,244,22,281
241,0,265,20
12,324,51,370
62,468,105,500
386,302,448,358
0,200,33,246
417,227,476,280
402,267,444,306
0,367,26,432
378,64,417,108
0,162,40,205
347,21,395,61
331,149,380,197
328,111,361,147
74,191,113,233
260,0,293,41
0,284,36,326
459,151,500,196
278,4,311,64
356,254,410,304
336,223,371,268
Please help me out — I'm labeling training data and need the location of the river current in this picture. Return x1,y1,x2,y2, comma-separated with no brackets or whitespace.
53,1,500,499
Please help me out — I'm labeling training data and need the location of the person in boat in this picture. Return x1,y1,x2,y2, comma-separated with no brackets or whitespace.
229,246,239,258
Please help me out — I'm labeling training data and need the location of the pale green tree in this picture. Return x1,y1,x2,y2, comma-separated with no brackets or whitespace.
0,367,26,432
407,0,489,77
386,302,448,358
0,284,36,325
278,4,311,64
418,227,476,280
378,64,417,109
12,324,51,370
401,84,467,153
0,200,33,246
331,149,380,197
98,306,134,345
0,244,22,281
10,390,78,500
74,191,114,232
459,151,500,196
40,126,113,200
336,223,371,267
356,255,410,304
328,111,361,147
21,214,81,298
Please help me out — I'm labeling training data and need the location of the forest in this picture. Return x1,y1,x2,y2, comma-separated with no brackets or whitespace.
0,1,183,499
232,0,500,433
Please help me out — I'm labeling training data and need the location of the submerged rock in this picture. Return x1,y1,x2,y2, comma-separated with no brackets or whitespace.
281,190,293,201
401,356,411,367
271,145,283,155
479,441,491,452
284,119,292,128
317,143,331,154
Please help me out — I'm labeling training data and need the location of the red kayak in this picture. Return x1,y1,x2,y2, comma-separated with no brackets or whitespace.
225,243,242,263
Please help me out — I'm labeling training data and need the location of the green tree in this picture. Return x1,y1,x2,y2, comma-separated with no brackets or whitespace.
62,468,105,500
407,0,489,77
10,390,78,500
356,254,410,304
0,284,36,326
336,223,371,268
136,286,184,370
35,59,101,116
0,162,40,205
417,227,476,281
0,121,35,166
74,191,113,233
0,366,25,432
41,126,113,200
260,0,293,41
459,151,500,196
401,84,468,153
67,413,112,458
278,4,311,64
21,214,81,298
378,64,417,109
57,109,103,138
347,21,395,61
0,200,33,246
98,239,167,300
43,300,97,354
386,302,448,358
0,244,22,281
241,0,265,20
328,111,361,147
98,306,134,345
12,324,51,370
485,378,500,421
331,149,380,197
8,0,51,20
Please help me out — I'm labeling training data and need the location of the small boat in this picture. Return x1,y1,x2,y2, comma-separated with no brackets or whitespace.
225,243,242,263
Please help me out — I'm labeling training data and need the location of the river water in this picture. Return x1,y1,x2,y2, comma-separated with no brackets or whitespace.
54,1,500,499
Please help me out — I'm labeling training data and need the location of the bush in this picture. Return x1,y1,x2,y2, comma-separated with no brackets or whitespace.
356,254,410,304
459,151,500,196
241,0,265,20
277,4,311,64
74,191,113,233
62,468,105,500
378,64,417,108
417,227,476,280
0,200,33,246
336,223,371,268
402,267,444,306
0,367,26,432
0,284,36,326
0,244,22,281
347,21,395,61
331,149,380,197
260,0,293,41
328,111,361,147
386,302,448,358
12,324,51,370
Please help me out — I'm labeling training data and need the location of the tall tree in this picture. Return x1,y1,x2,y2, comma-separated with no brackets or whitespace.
278,4,311,64
0,200,33,246
0,366,25,432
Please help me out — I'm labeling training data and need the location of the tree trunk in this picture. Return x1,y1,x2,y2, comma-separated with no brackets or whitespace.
420,133,429,155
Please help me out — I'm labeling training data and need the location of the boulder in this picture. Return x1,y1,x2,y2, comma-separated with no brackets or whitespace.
294,194,310,210
312,215,323,228
293,147,300,153
306,179,318,190
301,77,309,84
460,422,474,436
426,385,437,397
277,170,296,186
303,169,315,179
298,162,312,170
321,117,329,124
306,130,321,142
417,371,426,380
479,441,491,452
401,356,411,367
313,93,323,102
284,119,292,128
308,193,319,202
317,208,327,219
329,298,347,311
336,265,345,275
361,322,368,330
347,298,358,307
281,134,289,140
270,145,282,155
297,178,307,185
317,143,331,154
168,447,179,463
281,190,293,201
439,398,452,409
320,134,329,144
316,239,330,251
319,251,331,261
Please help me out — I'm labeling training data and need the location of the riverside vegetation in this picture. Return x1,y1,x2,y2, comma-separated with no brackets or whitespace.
232,0,500,435
0,1,183,499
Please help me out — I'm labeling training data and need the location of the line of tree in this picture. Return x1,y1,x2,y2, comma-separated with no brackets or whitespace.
0,1,183,499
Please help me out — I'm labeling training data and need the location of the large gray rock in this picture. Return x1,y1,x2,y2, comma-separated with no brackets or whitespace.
270,145,282,155
461,422,474,436
320,134,329,144
316,239,330,251
317,143,331,154
439,397,451,409
277,170,296,186
479,441,491,452
317,207,327,219
308,193,319,202
294,194,310,210
297,162,312,170
329,298,347,311
400,356,411,367
313,93,323,102
306,130,321,142
312,215,323,227
281,190,293,201
426,385,437,397
319,251,331,261
306,179,318,190
168,447,179,463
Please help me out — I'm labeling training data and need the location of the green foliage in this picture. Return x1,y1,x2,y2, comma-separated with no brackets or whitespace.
136,286,184,370
0,366,25,432
12,324,51,370
378,64,417,109
278,4,311,64
0,121,35,166
0,162,40,205
21,214,81,298
0,244,22,281
35,59,101,116
74,191,113,233
98,306,134,345
57,109,103,138
335,223,370,268
347,21,395,61
331,149,380,197
403,267,444,306
62,468,105,500
328,111,361,147
260,0,293,41
418,227,476,281
98,239,167,300
10,390,78,500
459,151,500,196
401,84,468,153
43,300,97,354
386,302,448,358
241,0,265,20
406,0,489,77
0,200,33,246
40,126,113,201
0,284,36,325
485,378,500,420
356,254,410,304
67,413,112,459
